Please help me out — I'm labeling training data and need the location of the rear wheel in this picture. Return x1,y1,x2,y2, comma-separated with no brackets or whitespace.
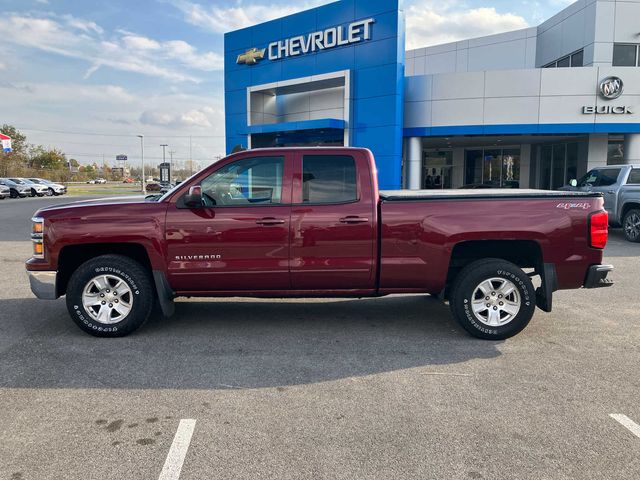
449,259,536,340
623,209,640,243
66,255,154,337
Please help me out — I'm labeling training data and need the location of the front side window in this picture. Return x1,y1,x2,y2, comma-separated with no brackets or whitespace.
613,44,637,66
598,168,621,186
578,169,621,187
302,155,357,204
200,156,284,206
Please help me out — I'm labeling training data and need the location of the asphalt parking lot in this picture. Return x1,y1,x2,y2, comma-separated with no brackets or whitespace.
1,195,639,479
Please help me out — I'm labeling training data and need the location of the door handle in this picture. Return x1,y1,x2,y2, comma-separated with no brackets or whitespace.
256,217,285,225
339,216,369,224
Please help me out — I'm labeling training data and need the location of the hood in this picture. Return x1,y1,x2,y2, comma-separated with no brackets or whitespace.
37,195,154,214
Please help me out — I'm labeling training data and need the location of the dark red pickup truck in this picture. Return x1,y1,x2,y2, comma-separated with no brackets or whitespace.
26,147,613,339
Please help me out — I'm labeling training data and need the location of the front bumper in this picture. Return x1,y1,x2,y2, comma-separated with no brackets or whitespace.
584,264,614,289
27,271,58,299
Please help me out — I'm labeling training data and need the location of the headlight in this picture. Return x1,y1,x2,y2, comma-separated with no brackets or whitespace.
31,217,44,259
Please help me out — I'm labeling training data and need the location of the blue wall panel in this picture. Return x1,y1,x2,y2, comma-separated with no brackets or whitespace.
224,0,405,189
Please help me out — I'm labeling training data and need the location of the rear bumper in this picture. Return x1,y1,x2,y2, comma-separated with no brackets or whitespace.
27,271,59,299
584,264,614,289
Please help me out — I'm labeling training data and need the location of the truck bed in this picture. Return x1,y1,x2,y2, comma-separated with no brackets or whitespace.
379,189,602,201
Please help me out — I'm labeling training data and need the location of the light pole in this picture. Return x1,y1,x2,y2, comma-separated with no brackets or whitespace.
160,144,168,183
137,135,146,194
169,150,176,183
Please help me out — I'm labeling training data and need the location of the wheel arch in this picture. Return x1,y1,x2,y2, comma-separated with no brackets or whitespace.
445,240,547,304
621,202,640,220
57,243,153,296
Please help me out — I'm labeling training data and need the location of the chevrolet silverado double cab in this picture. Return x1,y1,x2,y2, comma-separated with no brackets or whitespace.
26,147,613,340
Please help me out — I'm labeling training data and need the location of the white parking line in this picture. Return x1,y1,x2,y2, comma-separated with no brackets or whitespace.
158,419,197,480
610,414,640,439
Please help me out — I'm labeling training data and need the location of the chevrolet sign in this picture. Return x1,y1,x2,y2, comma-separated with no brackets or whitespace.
236,18,376,65
269,18,375,60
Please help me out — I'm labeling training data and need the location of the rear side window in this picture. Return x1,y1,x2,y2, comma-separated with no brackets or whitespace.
302,155,357,204
627,169,640,184
598,169,621,186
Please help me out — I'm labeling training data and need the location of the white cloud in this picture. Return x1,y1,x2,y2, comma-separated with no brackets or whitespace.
140,107,215,128
406,5,529,49
167,0,325,33
0,14,223,82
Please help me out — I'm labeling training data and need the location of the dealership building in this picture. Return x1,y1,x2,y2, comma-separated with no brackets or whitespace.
225,0,640,190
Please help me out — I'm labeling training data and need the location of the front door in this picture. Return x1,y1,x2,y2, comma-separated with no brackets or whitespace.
165,154,292,292
289,151,377,291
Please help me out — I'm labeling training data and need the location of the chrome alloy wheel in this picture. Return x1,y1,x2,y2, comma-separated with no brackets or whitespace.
470,277,521,327
624,212,640,241
82,274,134,324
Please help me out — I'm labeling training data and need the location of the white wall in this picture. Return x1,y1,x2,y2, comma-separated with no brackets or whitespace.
406,28,537,76
404,66,640,129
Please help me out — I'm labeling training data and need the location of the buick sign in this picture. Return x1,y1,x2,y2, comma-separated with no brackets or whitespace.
599,76,624,100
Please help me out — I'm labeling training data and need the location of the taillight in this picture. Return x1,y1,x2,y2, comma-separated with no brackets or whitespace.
590,211,608,249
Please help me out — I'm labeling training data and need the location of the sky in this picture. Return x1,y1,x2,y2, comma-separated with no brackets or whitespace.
0,0,573,169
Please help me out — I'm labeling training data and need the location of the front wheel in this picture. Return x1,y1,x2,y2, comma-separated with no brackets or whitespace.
623,209,640,243
66,255,154,337
449,259,536,340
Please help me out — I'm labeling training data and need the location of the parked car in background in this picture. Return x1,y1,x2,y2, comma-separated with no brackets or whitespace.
146,182,162,192
562,164,640,242
95,178,107,184
123,178,135,184
0,178,29,198
0,184,9,199
28,178,67,196
9,178,48,197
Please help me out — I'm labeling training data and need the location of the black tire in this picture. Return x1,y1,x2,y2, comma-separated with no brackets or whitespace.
30,188,37,197
449,258,536,340
10,189,18,198
47,188,54,196
66,255,154,337
623,209,640,243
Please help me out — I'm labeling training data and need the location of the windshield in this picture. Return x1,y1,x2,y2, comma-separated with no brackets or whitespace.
29,179,45,184
1,179,17,186
9,178,27,185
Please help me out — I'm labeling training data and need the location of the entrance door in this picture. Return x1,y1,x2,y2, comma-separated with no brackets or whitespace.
165,154,293,292
289,152,377,291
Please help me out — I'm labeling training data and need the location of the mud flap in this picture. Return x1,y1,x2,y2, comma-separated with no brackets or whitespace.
535,263,557,313
153,270,175,317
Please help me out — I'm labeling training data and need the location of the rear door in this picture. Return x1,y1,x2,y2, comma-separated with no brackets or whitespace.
289,151,377,290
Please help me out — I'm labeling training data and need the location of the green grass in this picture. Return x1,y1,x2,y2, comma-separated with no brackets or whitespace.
66,183,144,197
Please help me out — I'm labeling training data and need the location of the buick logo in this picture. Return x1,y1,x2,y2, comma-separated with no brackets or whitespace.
599,76,624,100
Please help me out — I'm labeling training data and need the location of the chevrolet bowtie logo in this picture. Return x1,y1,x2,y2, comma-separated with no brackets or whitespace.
236,48,266,65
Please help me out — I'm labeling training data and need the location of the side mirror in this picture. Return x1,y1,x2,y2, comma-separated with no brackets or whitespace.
183,185,203,208
570,179,578,188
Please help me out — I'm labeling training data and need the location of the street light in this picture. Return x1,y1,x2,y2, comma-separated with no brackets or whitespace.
137,135,146,194
160,144,169,183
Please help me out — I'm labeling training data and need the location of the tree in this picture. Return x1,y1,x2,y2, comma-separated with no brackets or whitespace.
30,146,66,171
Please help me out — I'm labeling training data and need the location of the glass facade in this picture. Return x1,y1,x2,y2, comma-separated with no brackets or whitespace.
423,149,453,189
464,148,521,188
612,44,638,66
539,143,578,189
